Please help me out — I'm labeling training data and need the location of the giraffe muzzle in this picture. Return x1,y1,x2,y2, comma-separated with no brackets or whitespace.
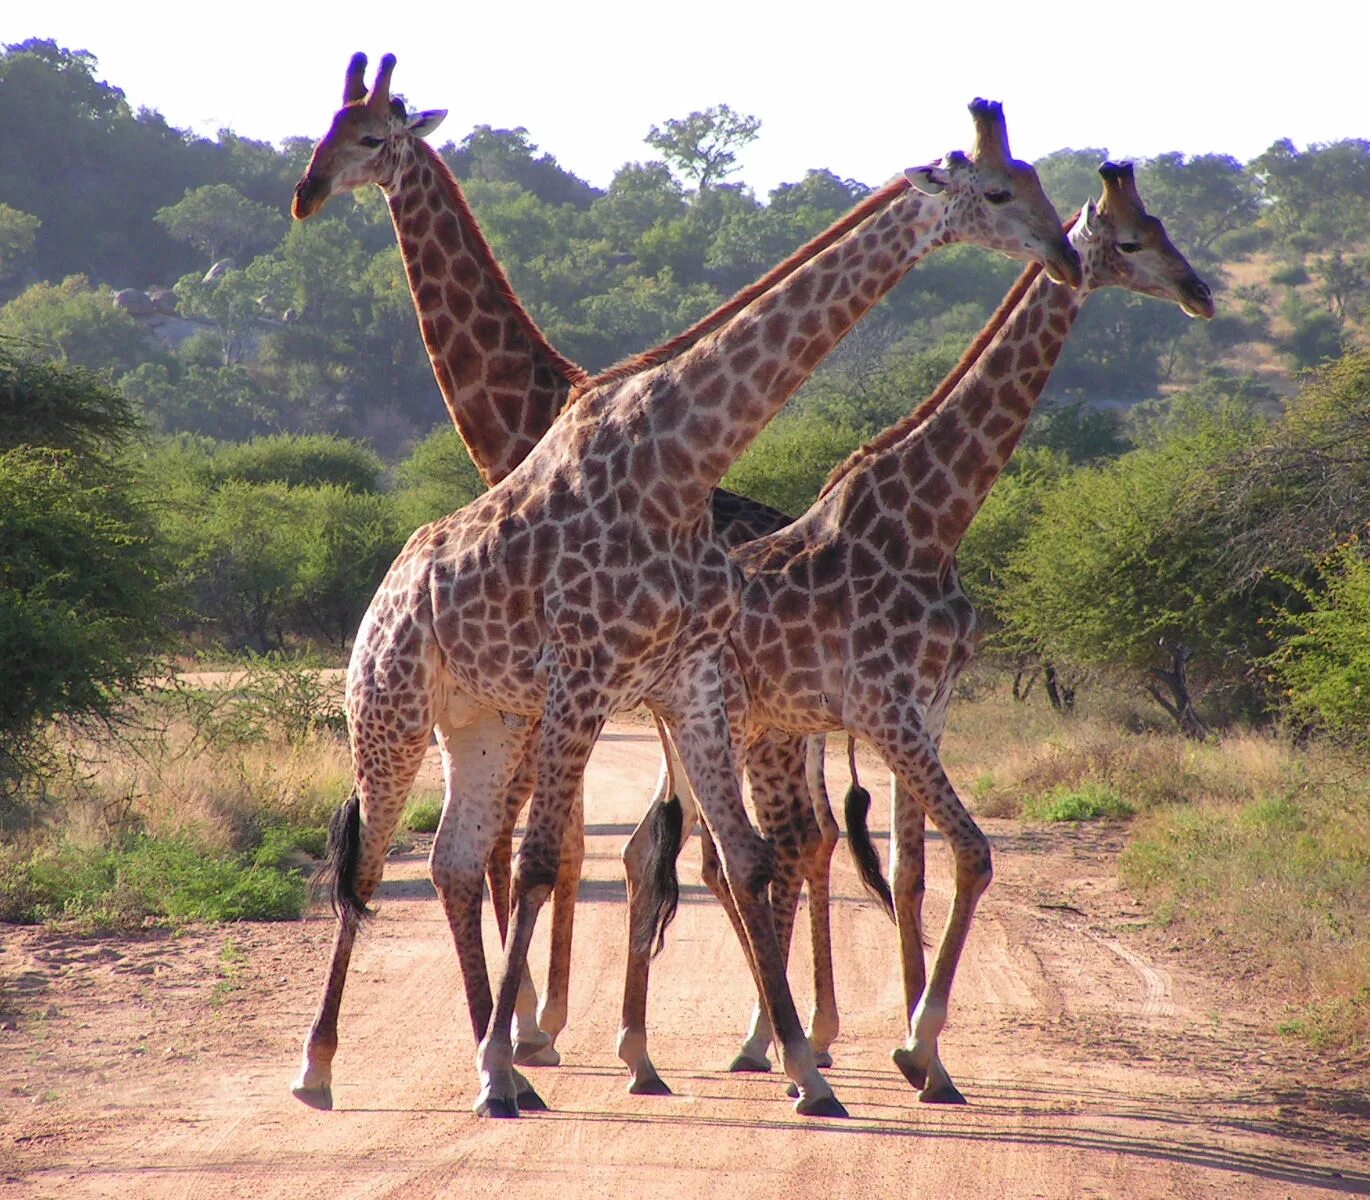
292,176,329,220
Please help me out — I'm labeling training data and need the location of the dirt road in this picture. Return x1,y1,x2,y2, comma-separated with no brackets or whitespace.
4,723,1366,1197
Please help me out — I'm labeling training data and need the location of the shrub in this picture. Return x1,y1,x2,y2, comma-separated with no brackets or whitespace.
1022,782,1134,822
0,834,309,926
402,794,444,833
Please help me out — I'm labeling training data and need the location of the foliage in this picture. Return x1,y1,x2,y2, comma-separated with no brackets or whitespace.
722,411,861,517
391,425,488,530
993,400,1268,722
154,183,284,265
0,340,139,452
1021,782,1134,822
402,795,444,833
1263,542,1370,744
0,448,166,731
645,105,761,190
0,833,309,925
0,202,40,286
209,433,384,492
0,275,154,373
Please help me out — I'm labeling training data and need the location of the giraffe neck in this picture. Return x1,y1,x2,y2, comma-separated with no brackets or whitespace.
383,140,586,486
614,184,952,517
834,263,1083,555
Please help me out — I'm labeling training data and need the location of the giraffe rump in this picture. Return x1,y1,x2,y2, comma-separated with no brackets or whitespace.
633,795,685,958
843,780,895,921
314,792,372,930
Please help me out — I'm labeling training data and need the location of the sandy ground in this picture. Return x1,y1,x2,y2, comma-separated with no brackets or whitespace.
2,723,1367,1198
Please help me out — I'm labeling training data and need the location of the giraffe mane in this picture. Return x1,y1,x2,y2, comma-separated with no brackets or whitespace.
415,138,591,389
817,208,1083,499
569,175,914,399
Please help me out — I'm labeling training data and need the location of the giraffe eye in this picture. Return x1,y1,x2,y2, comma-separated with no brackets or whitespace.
1118,241,1143,254
984,189,1012,205
359,135,385,149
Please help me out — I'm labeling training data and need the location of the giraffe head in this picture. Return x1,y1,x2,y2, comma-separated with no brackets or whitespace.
905,99,1081,288
1073,162,1215,318
292,53,448,219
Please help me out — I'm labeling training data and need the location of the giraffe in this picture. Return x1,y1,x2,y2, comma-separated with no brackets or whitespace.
289,52,1080,1119
622,160,1214,1102
287,50,922,1070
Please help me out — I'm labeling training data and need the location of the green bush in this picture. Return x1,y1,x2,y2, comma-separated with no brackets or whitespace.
1265,543,1370,744
1022,782,1134,822
402,794,444,833
0,834,309,926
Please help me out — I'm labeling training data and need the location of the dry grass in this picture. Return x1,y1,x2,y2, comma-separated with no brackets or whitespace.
940,665,1369,1051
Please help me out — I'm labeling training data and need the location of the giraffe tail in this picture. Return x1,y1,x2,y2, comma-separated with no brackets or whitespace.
635,795,684,958
313,791,372,930
844,773,895,921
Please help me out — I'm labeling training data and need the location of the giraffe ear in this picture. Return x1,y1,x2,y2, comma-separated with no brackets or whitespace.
904,163,948,195
1078,198,1098,241
407,109,448,138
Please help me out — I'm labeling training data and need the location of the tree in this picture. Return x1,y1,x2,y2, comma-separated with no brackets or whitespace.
0,344,167,796
209,433,385,492
996,401,1266,733
1032,148,1112,215
289,487,403,647
0,275,154,373
176,480,308,653
390,426,488,532
1264,541,1370,744
722,411,862,516
154,184,284,265
446,126,599,209
0,203,40,291
1253,137,1370,247
0,343,138,452
1189,351,1370,590
645,105,761,191
1135,153,1261,265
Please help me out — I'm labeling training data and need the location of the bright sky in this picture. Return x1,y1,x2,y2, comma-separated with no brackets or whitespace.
9,2,1365,196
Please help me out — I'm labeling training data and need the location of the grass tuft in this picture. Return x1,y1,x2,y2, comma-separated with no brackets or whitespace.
1022,782,1134,822
401,794,444,834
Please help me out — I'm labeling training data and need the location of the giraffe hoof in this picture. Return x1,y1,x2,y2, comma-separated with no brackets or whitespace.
516,1085,549,1112
891,1047,928,1091
290,1084,333,1111
813,1050,834,1069
785,1082,798,1099
728,1053,772,1073
794,1092,848,1118
919,1080,967,1105
514,1041,562,1067
628,1074,672,1096
473,1094,520,1119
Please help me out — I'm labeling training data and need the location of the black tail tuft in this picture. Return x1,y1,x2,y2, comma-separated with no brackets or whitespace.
314,792,371,930
844,781,895,921
635,796,685,959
